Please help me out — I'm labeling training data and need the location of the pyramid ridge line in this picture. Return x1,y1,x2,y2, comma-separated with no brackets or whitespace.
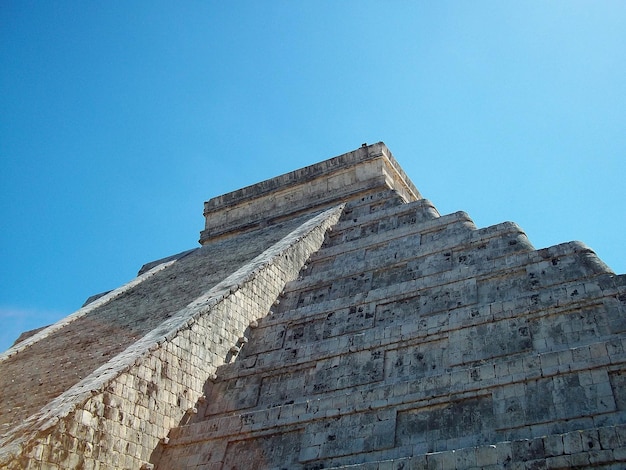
0,259,177,364
107,204,346,377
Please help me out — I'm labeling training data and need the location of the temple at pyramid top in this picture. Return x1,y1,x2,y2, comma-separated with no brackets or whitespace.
199,142,421,243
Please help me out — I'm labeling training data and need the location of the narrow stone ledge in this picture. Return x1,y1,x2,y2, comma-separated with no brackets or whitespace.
315,209,475,262
330,197,438,233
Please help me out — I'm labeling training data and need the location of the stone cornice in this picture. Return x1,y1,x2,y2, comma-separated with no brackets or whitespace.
199,142,420,244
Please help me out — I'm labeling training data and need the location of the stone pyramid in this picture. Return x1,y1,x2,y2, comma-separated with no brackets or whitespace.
1,143,625,469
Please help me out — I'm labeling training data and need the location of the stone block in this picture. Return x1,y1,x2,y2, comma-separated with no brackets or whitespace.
562,431,584,455
542,434,563,457
511,438,545,462
613,446,626,461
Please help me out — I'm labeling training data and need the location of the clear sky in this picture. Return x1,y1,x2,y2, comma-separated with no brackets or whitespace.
1,2,624,352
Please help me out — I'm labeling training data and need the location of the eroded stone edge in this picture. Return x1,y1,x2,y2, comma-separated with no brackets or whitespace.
0,260,178,362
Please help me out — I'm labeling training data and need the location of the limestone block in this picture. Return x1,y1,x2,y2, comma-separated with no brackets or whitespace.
300,410,396,461
453,447,478,468
396,396,494,451
510,438,545,462
562,430,584,455
449,316,531,366
258,368,312,407
384,340,447,382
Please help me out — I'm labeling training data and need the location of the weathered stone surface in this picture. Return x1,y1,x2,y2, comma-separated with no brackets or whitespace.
0,210,316,437
152,180,625,468
1,143,624,469
0,204,343,469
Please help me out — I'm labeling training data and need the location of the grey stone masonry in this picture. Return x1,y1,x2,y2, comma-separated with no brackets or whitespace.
1,143,624,469
156,185,625,468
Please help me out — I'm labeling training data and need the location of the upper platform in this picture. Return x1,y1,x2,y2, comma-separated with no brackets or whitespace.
199,142,421,244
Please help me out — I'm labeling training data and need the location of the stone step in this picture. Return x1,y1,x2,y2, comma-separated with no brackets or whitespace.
312,424,626,469
337,189,410,218
156,422,626,469
161,378,626,468
298,227,603,301
227,275,619,385
318,209,474,257
329,197,439,234
262,247,611,342
186,334,626,432
299,222,531,295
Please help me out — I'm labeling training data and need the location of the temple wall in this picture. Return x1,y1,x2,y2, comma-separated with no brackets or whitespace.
200,143,420,243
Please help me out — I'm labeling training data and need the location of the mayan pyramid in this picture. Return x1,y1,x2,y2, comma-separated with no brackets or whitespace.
1,143,625,469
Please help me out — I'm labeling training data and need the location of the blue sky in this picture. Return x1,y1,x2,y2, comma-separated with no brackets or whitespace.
1,2,624,352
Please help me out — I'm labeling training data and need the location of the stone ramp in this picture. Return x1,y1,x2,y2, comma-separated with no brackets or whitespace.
153,190,626,469
0,206,344,469
0,212,315,440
